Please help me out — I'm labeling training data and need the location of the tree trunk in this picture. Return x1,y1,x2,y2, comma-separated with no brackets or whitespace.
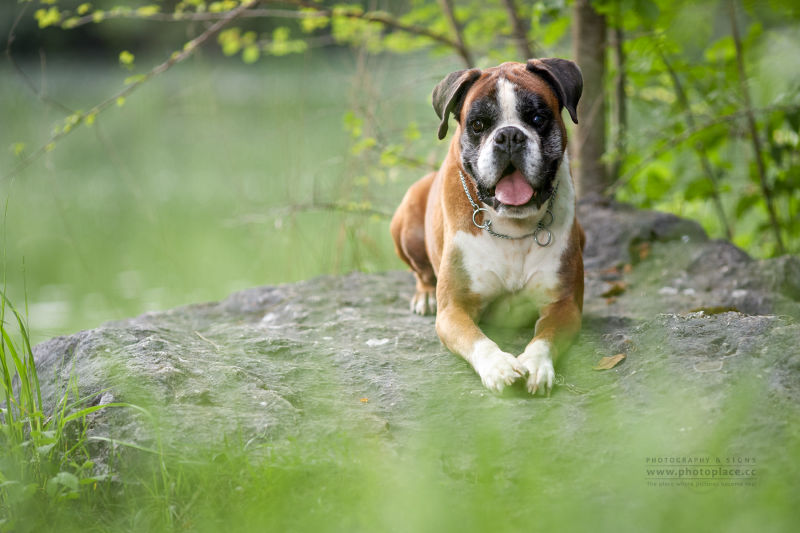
571,0,608,198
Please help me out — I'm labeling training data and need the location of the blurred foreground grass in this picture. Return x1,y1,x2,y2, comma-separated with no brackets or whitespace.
4,328,797,532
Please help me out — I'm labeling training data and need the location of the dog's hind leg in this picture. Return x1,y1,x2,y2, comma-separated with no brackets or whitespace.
390,172,437,315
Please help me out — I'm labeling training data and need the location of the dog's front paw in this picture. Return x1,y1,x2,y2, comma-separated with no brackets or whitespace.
471,340,526,392
410,289,437,316
518,340,555,396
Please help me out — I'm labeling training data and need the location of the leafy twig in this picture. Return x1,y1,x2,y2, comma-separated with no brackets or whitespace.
606,103,800,195
285,0,469,62
2,1,261,183
61,0,473,68
61,7,314,28
4,2,74,115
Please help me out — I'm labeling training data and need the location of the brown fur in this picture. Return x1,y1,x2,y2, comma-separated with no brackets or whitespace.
391,61,584,392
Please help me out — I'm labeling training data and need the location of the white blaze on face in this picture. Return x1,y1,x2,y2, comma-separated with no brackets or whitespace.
475,78,542,188
497,77,519,125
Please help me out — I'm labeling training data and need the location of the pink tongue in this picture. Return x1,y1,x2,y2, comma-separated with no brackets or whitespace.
495,170,534,206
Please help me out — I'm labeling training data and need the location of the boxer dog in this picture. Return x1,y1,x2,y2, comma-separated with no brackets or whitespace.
390,59,585,395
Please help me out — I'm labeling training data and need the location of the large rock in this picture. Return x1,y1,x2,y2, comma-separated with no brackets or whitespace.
30,197,800,497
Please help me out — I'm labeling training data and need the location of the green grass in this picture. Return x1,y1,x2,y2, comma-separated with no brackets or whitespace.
0,289,124,530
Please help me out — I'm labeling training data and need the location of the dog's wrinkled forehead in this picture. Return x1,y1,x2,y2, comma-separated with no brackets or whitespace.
459,64,562,126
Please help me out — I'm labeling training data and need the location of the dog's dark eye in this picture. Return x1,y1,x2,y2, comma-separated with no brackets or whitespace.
471,120,485,133
532,114,545,128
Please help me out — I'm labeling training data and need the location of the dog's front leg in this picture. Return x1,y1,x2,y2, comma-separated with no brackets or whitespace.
518,298,582,396
435,272,526,392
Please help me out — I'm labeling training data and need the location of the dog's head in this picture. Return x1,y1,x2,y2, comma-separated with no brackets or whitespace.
433,59,582,218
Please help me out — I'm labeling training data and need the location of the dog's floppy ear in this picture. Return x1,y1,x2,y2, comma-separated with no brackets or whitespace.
432,68,481,140
526,58,582,125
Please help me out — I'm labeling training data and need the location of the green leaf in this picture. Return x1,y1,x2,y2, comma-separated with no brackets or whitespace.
704,36,735,63
684,177,714,201
380,145,401,167
209,1,238,13
343,111,363,138
542,16,570,47
34,7,61,28
404,122,421,142
136,5,161,17
242,31,257,46
119,50,135,67
383,32,430,53
632,0,660,23
31,429,56,440
218,28,242,56
36,443,56,455
301,9,330,33
735,193,760,218
644,171,671,199
351,137,377,155
267,27,307,56
242,45,260,64
124,74,147,85
47,472,79,494
62,17,81,29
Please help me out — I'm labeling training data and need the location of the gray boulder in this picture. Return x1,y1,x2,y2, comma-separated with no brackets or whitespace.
31,196,800,495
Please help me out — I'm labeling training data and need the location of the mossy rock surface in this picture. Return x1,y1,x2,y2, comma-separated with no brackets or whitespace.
31,197,800,530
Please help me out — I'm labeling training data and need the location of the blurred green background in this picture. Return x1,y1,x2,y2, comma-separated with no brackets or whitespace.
2,0,799,343
2,53,441,342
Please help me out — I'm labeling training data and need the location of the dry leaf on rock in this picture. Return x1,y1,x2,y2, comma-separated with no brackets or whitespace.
601,282,628,298
593,353,626,370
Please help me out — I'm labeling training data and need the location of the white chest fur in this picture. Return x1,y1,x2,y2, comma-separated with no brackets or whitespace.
452,157,574,324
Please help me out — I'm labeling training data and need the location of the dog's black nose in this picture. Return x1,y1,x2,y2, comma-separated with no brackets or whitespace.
494,126,526,153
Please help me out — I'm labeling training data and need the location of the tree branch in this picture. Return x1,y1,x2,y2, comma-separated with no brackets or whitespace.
62,8,315,28
2,1,261,183
500,0,534,59
268,202,392,220
436,0,474,67
4,3,75,115
660,51,732,240
728,0,784,253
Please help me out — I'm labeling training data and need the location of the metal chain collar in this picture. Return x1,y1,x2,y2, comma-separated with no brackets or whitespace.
458,170,558,246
